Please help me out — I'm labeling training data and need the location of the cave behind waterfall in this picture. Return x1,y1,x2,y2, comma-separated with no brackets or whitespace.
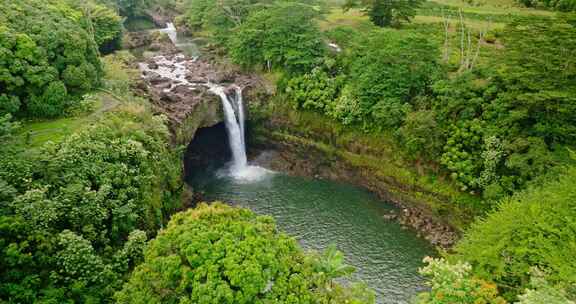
184,122,231,183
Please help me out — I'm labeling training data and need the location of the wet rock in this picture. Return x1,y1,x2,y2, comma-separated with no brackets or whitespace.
149,75,170,86
156,82,172,90
186,75,205,83
382,212,398,221
148,62,159,70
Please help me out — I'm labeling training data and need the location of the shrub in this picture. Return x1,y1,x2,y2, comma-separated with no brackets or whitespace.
454,166,576,299
0,0,109,118
417,257,506,304
116,203,375,304
347,29,441,130
0,105,182,302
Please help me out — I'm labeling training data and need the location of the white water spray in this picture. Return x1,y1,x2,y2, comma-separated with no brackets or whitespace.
235,86,246,148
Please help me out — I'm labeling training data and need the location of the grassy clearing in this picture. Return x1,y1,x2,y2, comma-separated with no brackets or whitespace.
320,0,552,32
319,8,374,30
430,0,553,15
12,92,120,148
413,15,505,29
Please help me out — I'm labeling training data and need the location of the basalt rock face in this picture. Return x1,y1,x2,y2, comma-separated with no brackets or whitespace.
137,53,266,146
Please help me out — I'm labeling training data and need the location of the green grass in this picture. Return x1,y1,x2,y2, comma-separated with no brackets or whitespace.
429,0,553,15
12,92,120,149
319,0,552,32
413,15,505,29
319,8,375,31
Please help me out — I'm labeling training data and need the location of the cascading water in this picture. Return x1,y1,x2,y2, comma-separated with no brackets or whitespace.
234,86,246,148
207,84,270,182
158,23,201,58
208,85,248,169
159,23,178,45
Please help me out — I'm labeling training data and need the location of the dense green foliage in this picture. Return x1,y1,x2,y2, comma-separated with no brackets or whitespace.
0,50,183,302
454,165,576,299
429,15,576,196
283,13,576,199
117,203,375,304
0,0,122,119
230,3,325,73
516,0,576,11
0,104,182,302
66,0,124,53
417,258,576,303
186,0,326,74
286,29,441,130
417,257,506,304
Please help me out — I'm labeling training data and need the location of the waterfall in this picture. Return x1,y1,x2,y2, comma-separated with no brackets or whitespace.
208,85,247,170
234,86,246,148
139,53,271,182
160,23,178,45
207,84,271,182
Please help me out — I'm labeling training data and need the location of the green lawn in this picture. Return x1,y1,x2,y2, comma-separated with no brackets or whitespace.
319,8,374,30
12,92,120,148
320,0,552,31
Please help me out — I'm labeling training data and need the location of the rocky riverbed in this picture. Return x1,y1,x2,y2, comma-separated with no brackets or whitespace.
136,52,264,145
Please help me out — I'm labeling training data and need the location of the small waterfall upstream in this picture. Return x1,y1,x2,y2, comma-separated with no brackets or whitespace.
159,22,178,45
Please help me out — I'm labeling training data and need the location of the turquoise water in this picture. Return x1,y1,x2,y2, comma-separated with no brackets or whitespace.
191,171,435,303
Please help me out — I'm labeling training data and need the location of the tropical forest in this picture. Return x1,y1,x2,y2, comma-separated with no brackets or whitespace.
0,0,574,302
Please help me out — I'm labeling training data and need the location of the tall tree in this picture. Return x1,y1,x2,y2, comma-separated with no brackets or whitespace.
343,0,423,27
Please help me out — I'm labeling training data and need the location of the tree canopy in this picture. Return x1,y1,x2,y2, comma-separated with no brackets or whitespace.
343,0,423,27
0,0,122,119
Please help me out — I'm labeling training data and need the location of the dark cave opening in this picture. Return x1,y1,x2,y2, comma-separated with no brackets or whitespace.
183,122,231,182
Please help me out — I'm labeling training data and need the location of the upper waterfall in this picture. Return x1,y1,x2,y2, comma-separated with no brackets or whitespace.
159,22,178,45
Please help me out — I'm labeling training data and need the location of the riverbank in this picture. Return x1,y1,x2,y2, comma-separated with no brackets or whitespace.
248,101,483,248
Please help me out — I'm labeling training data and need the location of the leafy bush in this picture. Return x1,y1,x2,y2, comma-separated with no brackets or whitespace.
343,0,424,27
116,203,375,304
418,16,576,196
417,257,506,304
346,29,441,130
454,166,576,299
516,269,575,304
285,68,343,111
70,0,123,53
